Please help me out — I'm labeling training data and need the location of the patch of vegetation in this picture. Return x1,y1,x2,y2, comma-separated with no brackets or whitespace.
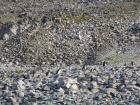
64,2,139,24
1,68,26,80
13,68,26,75
59,10,92,27
104,2,139,20
0,13,18,23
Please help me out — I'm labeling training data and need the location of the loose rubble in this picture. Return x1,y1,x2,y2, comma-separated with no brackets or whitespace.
0,63,140,105
0,0,140,105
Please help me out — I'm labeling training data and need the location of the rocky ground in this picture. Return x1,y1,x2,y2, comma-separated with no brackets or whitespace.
0,0,140,66
1,63,140,105
1,0,140,105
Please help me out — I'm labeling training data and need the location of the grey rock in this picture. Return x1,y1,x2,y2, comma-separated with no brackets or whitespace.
136,78,140,86
57,78,65,88
0,23,13,40
1,59,140,105
107,88,118,97
17,80,26,91
87,83,93,91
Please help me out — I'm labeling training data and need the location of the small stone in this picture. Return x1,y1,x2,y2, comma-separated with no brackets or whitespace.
132,80,137,85
66,83,71,88
82,88,88,93
92,88,99,94
43,85,50,91
35,82,42,89
58,88,65,95
71,84,79,92
126,71,132,77
10,24,18,35
87,83,93,91
33,103,38,105
16,62,20,66
0,91,3,96
136,71,140,76
79,71,85,78
97,77,103,85
112,83,118,88
17,80,26,90
107,78,114,88
10,97,19,105
124,80,129,85
67,78,78,84
107,88,117,97
3,33,9,40
82,81,88,87
9,62,13,66
92,81,98,88
0,84,4,89
18,91,24,97
136,78,140,86
131,35,137,41
58,78,65,87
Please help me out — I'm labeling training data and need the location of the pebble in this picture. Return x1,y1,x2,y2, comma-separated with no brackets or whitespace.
66,83,71,89
17,90,25,97
58,88,65,94
107,88,117,96
3,33,10,40
87,83,93,91
57,78,65,87
92,81,98,88
67,78,78,84
17,80,26,90
10,97,19,105
71,84,79,93
136,78,140,86
92,88,99,94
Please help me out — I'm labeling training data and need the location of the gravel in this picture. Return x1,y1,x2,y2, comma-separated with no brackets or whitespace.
0,1,140,105
0,63,140,105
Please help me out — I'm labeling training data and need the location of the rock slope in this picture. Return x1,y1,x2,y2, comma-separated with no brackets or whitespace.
1,0,140,105
0,0,140,66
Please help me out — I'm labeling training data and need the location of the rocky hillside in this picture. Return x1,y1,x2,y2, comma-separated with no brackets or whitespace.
1,0,140,105
0,0,140,66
